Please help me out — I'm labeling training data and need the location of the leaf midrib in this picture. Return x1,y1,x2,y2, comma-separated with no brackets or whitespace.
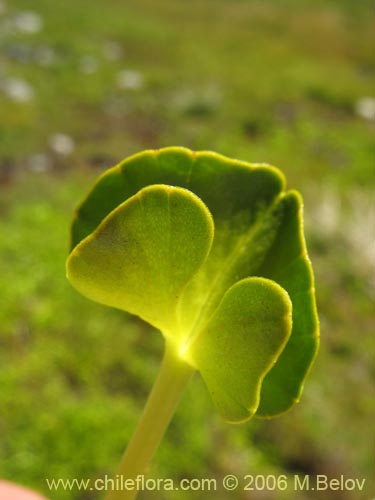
183,194,284,347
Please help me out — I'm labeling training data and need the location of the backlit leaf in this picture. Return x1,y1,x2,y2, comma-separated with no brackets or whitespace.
67,184,214,337
185,278,292,422
67,147,319,420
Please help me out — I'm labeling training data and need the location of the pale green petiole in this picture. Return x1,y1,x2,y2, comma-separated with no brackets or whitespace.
104,341,195,500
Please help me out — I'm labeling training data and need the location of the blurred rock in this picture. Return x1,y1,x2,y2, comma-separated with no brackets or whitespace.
3,43,33,63
13,11,43,34
48,134,75,156
117,70,144,90
3,43,55,66
0,77,34,102
355,97,375,121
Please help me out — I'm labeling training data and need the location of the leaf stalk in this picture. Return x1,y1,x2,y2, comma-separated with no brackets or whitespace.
104,341,194,500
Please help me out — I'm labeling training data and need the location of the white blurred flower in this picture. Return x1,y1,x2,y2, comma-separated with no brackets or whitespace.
117,70,144,90
355,97,375,121
306,184,375,279
49,133,75,156
347,190,375,269
1,77,34,102
311,188,340,236
14,11,43,34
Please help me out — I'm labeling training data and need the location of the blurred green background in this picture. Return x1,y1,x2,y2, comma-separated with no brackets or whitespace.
0,0,374,499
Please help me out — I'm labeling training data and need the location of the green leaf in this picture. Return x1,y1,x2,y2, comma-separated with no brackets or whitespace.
70,147,284,250
67,184,214,338
255,191,319,417
185,278,292,422
67,147,319,420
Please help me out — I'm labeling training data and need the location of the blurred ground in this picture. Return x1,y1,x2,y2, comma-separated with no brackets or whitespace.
0,0,374,499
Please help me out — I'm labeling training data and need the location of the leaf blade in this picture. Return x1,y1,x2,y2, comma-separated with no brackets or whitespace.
67,184,214,337
186,278,292,422
67,147,319,420
71,147,285,250
256,191,319,417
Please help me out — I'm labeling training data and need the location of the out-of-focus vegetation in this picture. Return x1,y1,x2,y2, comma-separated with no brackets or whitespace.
0,0,374,499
